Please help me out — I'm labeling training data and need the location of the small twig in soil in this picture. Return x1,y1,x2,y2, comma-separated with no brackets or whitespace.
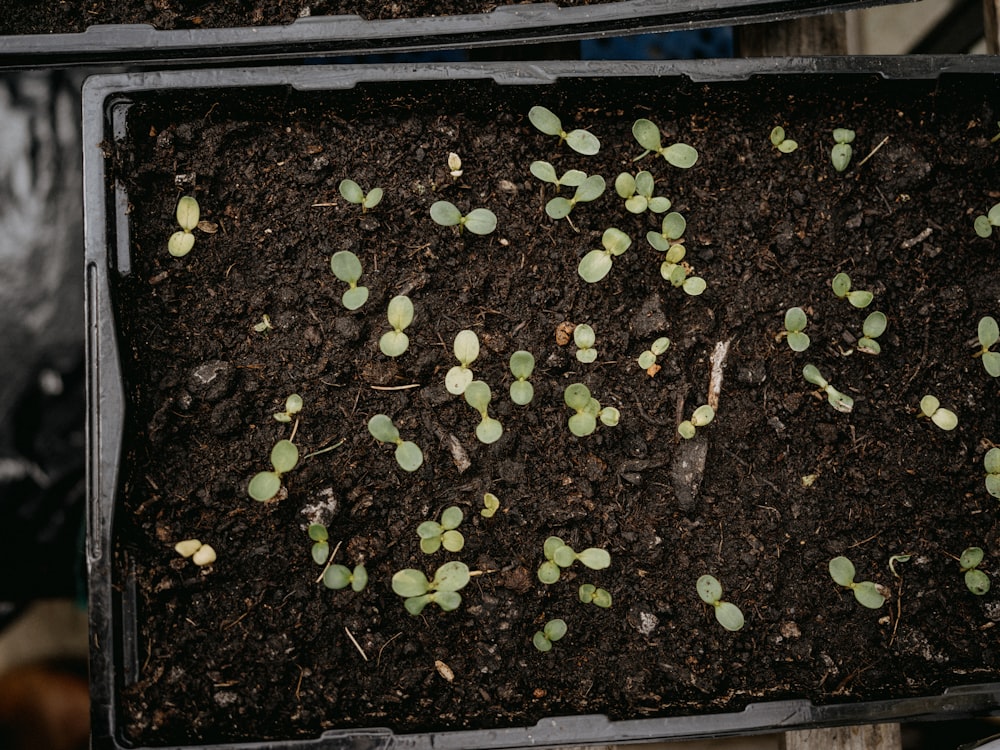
295,665,305,701
289,417,300,443
370,384,421,391
303,439,346,460
344,627,369,662
315,540,343,584
377,632,402,667
707,340,731,412
889,578,903,648
900,227,933,249
311,201,337,207
856,135,890,168
847,531,881,549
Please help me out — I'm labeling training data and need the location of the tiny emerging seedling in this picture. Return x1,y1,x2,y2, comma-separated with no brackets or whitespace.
578,227,631,283
367,414,424,472
647,211,686,251
770,126,798,153
545,175,606,221
391,560,470,615
379,295,414,357
448,152,463,179
829,556,886,609
830,128,856,172
831,273,873,308
308,524,330,565
338,179,383,212
273,393,303,423
678,405,715,439
323,563,368,592
533,618,568,652
529,161,587,189
614,171,671,214
446,330,480,395
481,492,500,518
984,448,1000,499
960,547,991,595
330,251,369,310
417,506,465,554
777,307,810,352
168,195,200,257
563,383,620,437
918,395,958,431
253,314,273,333
658,243,707,296
857,311,887,355
175,539,216,567
537,535,611,584
248,439,300,502
638,337,670,373
574,324,597,363
632,119,698,168
579,584,612,608
803,364,854,413
974,203,1000,238
464,380,503,444
528,106,600,155
696,575,745,631
509,350,535,405
430,201,497,235
975,316,1000,377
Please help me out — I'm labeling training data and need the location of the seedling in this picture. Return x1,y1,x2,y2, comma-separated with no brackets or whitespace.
802,364,854,413
323,563,368,592
678,405,715,439
647,211,686,251
168,195,200,257
632,118,698,168
657,243,706,296
578,584,612,608
509,350,535,405
857,311,887,355
770,126,798,153
417,506,465,554
464,380,503,444
545,175,606,221
308,523,330,565
778,307,810,352
248,439,299,502
696,575,745,631
273,393,303,423
532,618,568,652
379,295,414,357
985,448,1000,499
918,395,958,431
528,106,600,155
829,556,885,609
338,179,383,212
563,383,620,437
430,200,497,235
330,251,369,310
529,161,587,189
975,316,1000,376
960,547,991,595
481,492,500,518
175,539,216,567
448,152,463,179
446,330,480,395
831,273,873,308
253,314,273,333
537,535,611,584
830,128,856,172
367,414,424,471
574,324,597,363
974,203,1000,238
578,228,632,283
638,337,671,372
391,560,470,615
614,171,671,214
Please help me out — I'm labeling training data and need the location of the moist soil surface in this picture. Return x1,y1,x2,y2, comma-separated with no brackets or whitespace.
111,72,1000,745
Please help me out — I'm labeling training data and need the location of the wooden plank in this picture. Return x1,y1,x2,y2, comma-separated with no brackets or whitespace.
734,14,849,55
781,723,902,750
985,0,1000,52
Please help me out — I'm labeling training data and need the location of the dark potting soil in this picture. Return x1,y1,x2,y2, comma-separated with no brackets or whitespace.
110,73,1000,745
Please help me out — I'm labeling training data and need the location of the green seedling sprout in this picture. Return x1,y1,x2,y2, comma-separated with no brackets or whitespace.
829,556,885,609
533,618,568,652
430,201,497,235
273,393,303,423
889,554,911,578
537,535,611,584
857,311,887,355
545,175,606,221
578,228,631,283
481,492,500,518
975,316,1000,376
992,122,1000,143
696,575,745,631
367,414,424,472
960,547,991,595
509,350,535,405
448,152,463,179
974,203,1000,238
248,439,299,502
392,560,471,615
168,195,200,257
379,295,414,357
528,106,600,155
446,330,480,395
579,584,612,608
614,171,671,214
770,126,798,153
830,128,856,172
253,314,273,333
632,119,698,168
918,395,958,431
638,337,671,371
417,506,465,554
323,563,369,592
563,383,619,437
831,273,873,308
985,448,1000,499
656,241,707,297
308,524,330,565
338,179,383,212
647,211,686,251
778,307,810,352
330,251,369,310
529,161,587,189
464,380,503,444
574,324,597,363
678,405,715,440
802,364,854,413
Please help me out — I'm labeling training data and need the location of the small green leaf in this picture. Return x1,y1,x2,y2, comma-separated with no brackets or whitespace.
787,332,810,352
434,590,462,612
632,118,662,152
661,212,686,240
784,307,807,333
638,351,656,369
966,569,991,595
367,414,400,444
544,536,567,561
433,561,471,592
802,364,828,389
985,448,1000,475
988,203,1000,225
615,172,636,198
363,188,383,210
697,575,723,604
986,474,1000,499
574,175,606,203
509,350,534,379
569,413,596,437
599,407,620,427
530,160,558,184
380,330,409,357
714,602,745,631
476,418,504,445
419,536,442,554
323,564,353,590
683,277,707,296
847,290,874,309
829,556,857,588
533,631,553,651
176,195,200,231
577,548,611,570
481,493,500,518
248,471,280,502
662,143,698,169
566,129,600,156
635,171,655,197
862,311,887,338
553,545,576,568
510,380,534,406
168,231,195,257
338,179,364,204
441,530,465,552
561,169,587,187
831,273,851,298
579,250,613,283
463,208,497,236
652,337,670,355
975,215,994,238
537,561,561,584
574,324,596,350
979,316,999,348
392,569,430,597
308,524,328,542
930,407,958,431
528,106,562,136
404,594,432,615
417,521,444,540
464,380,492,413
852,581,886,609
833,128,856,144
564,383,591,411
311,541,329,566
430,200,463,227
394,441,424,472
960,547,985,570
330,250,363,284
919,395,940,418
827,388,854,414
543,618,567,641
691,405,715,427
342,286,369,310
770,126,785,146
386,295,414,330
603,227,631,256
777,139,798,153
856,337,880,355
648,196,672,213
545,197,573,220
831,143,853,172
445,366,474,395
453,330,480,366
351,565,368,592
678,421,696,439
271,440,299,474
